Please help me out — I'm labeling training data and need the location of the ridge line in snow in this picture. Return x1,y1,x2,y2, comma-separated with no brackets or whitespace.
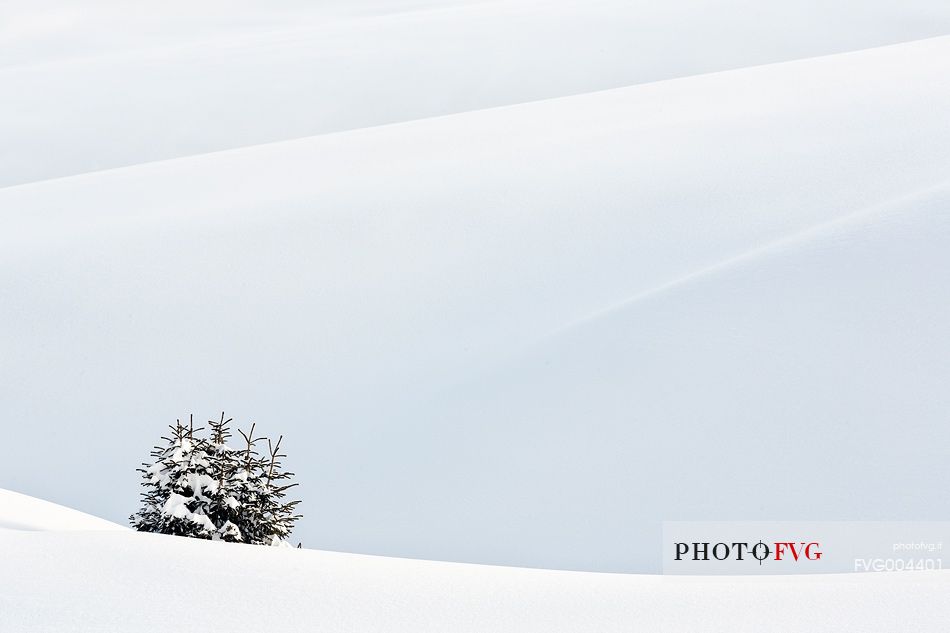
529,181,950,345
3,34,948,193
0,487,126,532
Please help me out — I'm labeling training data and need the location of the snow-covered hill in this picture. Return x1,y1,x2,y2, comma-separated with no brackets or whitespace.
0,490,947,632
3,0,950,185
4,0,949,627
0,488,124,531
3,32,949,571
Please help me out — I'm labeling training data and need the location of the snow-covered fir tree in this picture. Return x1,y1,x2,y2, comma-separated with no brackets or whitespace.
131,413,301,545
232,430,302,546
129,416,217,538
203,412,245,542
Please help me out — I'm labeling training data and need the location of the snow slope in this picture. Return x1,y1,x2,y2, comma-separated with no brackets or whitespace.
0,488,124,531
3,34,949,571
3,0,950,185
0,495,947,632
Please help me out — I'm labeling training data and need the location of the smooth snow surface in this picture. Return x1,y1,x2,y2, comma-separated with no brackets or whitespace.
2,3,950,574
3,0,950,185
2,491,947,631
3,34,949,572
1,524,949,632
0,488,124,531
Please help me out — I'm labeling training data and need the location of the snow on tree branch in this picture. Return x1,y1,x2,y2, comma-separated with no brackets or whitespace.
130,413,302,546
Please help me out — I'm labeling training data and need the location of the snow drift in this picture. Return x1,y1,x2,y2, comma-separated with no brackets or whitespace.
3,1,949,629
0,490,948,632
3,33,949,571
0,488,124,531
3,0,950,185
